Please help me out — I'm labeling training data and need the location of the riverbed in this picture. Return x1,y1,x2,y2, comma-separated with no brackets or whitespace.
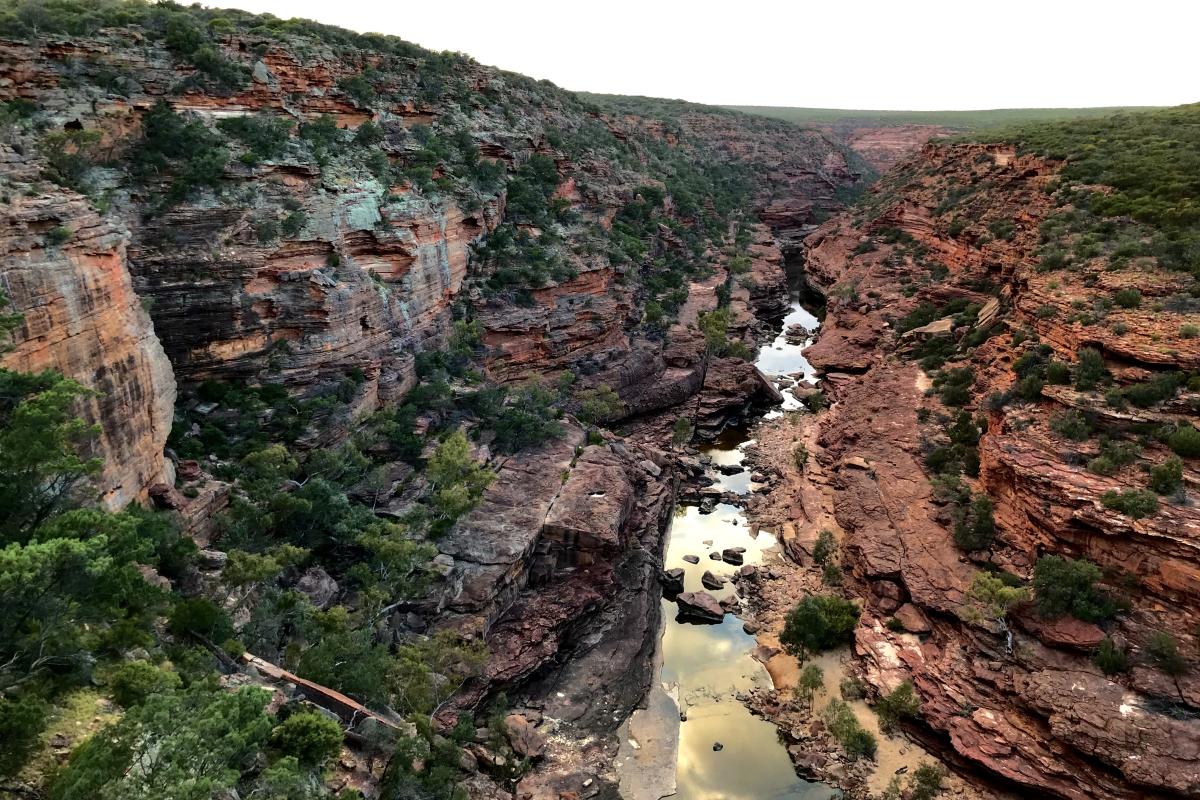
617,280,840,799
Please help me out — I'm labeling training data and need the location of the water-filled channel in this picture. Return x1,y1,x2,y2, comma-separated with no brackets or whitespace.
619,279,838,799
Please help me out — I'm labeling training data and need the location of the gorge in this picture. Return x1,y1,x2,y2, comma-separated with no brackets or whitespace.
1,4,1199,800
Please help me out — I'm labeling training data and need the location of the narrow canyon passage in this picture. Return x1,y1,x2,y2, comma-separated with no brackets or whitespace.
618,272,841,799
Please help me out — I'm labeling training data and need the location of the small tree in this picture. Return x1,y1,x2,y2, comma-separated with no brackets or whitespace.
271,711,344,765
966,572,1028,653
1093,638,1129,675
1033,555,1114,622
1073,347,1106,391
427,430,494,525
795,663,824,706
781,595,859,660
1147,632,1188,676
952,493,995,550
875,680,921,732
576,383,625,427
812,529,837,566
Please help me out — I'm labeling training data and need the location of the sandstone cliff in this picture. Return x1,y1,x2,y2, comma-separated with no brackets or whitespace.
801,134,1200,798
0,148,175,508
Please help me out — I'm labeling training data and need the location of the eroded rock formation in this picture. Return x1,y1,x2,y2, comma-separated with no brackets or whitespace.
801,141,1200,798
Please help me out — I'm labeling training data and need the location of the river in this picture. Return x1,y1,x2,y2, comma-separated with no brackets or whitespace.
617,279,839,799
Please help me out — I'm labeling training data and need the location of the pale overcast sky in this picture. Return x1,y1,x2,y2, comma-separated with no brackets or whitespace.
222,0,1194,110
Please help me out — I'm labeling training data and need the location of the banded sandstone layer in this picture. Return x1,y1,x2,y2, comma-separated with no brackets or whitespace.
0,5,885,798
791,126,1200,799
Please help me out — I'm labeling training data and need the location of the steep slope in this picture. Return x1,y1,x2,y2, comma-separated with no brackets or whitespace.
796,106,1200,798
0,3,871,799
0,148,176,508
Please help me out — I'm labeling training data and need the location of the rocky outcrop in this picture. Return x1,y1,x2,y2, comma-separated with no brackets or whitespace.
0,156,176,507
818,124,951,173
801,141,1200,798
431,424,675,793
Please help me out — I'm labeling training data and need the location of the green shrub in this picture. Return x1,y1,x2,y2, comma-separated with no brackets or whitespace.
822,699,876,759
1049,409,1092,441
952,493,995,551
909,763,947,800
1147,632,1188,676
781,595,860,660
168,597,234,643
1073,348,1106,391
1033,555,1115,622
875,680,920,731
1181,324,1200,339
935,367,974,407
45,225,72,246
1093,638,1129,675
822,562,844,587
0,694,48,778
1101,488,1159,519
1112,288,1142,309
270,711,344,765
1169,425,1200,458
1148,457,1183,495
217,114,293,164
812,529,837,566
1045,361,1071,385
108,661,182,707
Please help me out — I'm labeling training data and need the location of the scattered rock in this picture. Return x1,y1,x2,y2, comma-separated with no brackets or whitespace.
660,568,685,594
675,591,725,623
700,570,725,590
721,547,745,565
682,554,700,564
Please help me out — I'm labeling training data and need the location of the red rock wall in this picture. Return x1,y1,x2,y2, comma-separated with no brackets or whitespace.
802,141,1200,798
0,165,176,508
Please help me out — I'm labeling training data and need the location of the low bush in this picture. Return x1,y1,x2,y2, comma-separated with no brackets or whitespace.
1101,488,1159,519
822,699,876,759
781,595,859,660
1147,632,1188,676
1169,425,1200,458
1033,555,1116,622
1149,457,1184,495
270,711,344,765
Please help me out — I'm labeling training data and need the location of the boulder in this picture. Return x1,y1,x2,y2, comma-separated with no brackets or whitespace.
682,554,700,564
659,568,685,594
297,567,339,609
892,603,931,634
503,713,546,759
721,548,745,565
700,570,725,590
675,591,725,624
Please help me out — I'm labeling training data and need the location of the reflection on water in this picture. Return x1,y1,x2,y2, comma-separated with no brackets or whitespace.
662,506,838,800
697,430,757,495
758,294,821,417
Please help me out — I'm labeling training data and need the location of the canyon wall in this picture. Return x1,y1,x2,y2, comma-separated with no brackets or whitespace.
0,149,175,508
802,140,1200,798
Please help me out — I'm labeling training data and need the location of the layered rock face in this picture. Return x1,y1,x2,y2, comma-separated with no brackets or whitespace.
802,142,1200,798
817,124,950,173
1,33,861,421
430,424,676,795
0,151,175,508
